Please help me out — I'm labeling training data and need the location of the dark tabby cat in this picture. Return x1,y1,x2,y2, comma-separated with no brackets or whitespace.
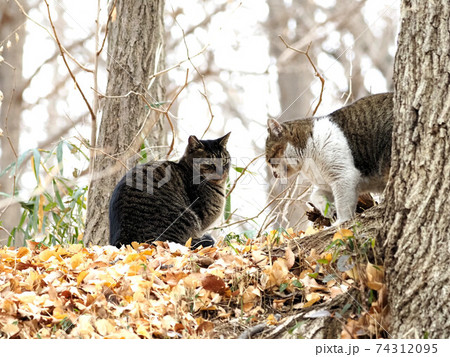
109,133,231,248
266,93,393,225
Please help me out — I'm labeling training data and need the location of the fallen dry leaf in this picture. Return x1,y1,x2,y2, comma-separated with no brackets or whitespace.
202,274,227,294
0,226,360,339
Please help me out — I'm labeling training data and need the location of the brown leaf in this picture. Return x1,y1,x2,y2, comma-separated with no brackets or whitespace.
366,263,384,291
251,250,268,267
285,246,295,269
2,323,20,337
16,247,30,259
197,320,214,334
303,292,321,308
242,285,260,304
269,258,289,286
202,274,226,294
165,271,188,286
198,256,215,267
183,273,204,289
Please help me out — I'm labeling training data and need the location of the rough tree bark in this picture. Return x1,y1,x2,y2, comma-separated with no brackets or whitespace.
0,1,27,246
84,0,166,245
382,0,450,338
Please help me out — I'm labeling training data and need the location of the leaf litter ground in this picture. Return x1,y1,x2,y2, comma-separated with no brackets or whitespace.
0,227,386,338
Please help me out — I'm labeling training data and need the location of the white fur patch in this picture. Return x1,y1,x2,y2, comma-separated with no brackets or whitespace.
303,117,361,223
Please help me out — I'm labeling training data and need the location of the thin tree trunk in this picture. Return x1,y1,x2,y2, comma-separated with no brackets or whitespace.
84,0,166,245
265,0,314,231
0,1,27,246
382,0,450,338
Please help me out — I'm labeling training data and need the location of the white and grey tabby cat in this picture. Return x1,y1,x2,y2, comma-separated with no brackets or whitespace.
109,133,230,248
266,93,393,225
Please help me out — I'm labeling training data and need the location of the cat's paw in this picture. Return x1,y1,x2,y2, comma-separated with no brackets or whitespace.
191,234,215,249
310,188,335,219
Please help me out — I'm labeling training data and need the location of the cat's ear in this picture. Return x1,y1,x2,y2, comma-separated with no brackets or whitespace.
188,135,203,150
218,132,231,146
267,119,284,137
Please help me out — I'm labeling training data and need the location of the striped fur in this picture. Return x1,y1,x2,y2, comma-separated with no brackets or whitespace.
109,133,230,247
266,93,393,224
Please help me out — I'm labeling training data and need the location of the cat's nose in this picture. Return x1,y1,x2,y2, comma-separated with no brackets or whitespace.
273,172,279,178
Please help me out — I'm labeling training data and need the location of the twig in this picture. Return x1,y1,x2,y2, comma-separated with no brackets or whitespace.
173,15,215,138
182,3,227,38
13,0,93,73
147,44,209,81
97,0,117,56
277,1,367,66
279,36,325,116
214,182,296,230
44,0,96,161
91,0,102,173
238,314,281,338
225,154,264,199
92,69,189,159
0,65,19,222
342,48,353,106
23,69,84,110
2,65,18,159
256,178,303,237
20,35,92,94
142,70,189,157
238,323,266,339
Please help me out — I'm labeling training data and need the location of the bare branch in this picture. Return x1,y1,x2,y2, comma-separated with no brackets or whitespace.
97,0,118,56
91,0,102,174
342,48,354,106
225,154,264,199
43,0,96,165
173,16,215,138
214,180,297,231
279,36,325,116
2,65,18,159
13,0,93,73
20,35,92,93
148,44,209,81
92,69,190,160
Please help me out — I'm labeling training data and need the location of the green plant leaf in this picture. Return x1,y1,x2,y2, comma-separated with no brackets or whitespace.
32,148,41,182
52,180,65,210
56,141,64,175
341,303,352,315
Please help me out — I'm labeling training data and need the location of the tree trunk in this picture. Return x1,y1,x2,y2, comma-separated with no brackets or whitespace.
84,0,166,245
0,1,27,246
383,0,450,338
